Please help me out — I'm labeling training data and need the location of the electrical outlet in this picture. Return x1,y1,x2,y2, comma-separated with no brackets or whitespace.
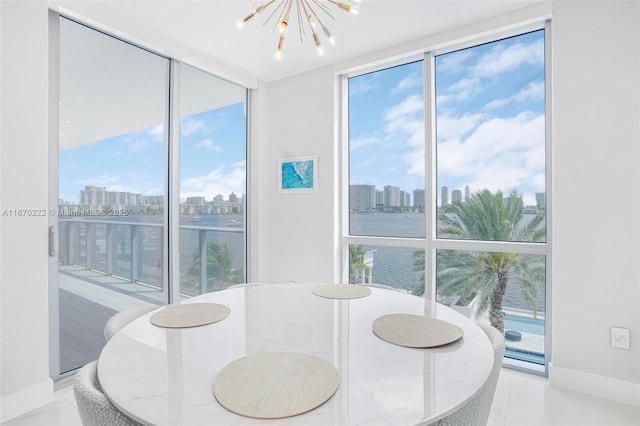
611,326,630,350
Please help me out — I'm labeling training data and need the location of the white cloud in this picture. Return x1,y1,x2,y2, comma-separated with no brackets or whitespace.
195,139,222,152
437,50,475,73
181,165,245,200
437,77,483,105
180,118,205,136
438,112,546,195
485,80,545,110
381,95,425,177
436,112,488,140
350,133,383,151
350,77,379,96
473,39,544,78
129,139,149,153
147,124,164,141
384,94,423,122
391,73,422,94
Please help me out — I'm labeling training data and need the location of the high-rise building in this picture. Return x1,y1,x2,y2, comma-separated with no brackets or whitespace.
465,185,470,202
413,189,425,209
186,196,206,205
79,186,142,206
350,184,376,211
452,189,462,203
441,186,449,208
376,190,384,207
80,185,107,206
143,195,164,206
400,190,410,207
384,185,400,207
536,192,546,209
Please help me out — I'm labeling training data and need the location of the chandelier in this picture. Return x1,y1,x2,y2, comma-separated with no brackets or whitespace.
236,0,361,60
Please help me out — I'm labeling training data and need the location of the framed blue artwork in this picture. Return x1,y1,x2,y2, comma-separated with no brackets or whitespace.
278,155,318,192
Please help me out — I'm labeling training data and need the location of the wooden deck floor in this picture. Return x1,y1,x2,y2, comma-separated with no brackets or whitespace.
58,267,164,374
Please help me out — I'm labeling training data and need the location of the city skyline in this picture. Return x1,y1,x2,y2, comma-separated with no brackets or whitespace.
61,184,244,207
351,183,544,210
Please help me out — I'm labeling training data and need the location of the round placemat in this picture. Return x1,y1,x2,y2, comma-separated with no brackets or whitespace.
150,303,230,328
372,313,464,348
312,284,372,299
213,352,340,419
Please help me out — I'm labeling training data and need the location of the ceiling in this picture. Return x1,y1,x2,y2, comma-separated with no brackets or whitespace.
57,0,542,83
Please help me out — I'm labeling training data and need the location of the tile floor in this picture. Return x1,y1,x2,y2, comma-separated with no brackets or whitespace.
3,368,639,426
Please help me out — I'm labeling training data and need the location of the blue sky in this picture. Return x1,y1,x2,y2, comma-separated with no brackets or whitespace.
59,103,246,204
348,30,545,206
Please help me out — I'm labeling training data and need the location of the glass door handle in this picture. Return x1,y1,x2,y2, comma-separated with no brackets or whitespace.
49,225,57,257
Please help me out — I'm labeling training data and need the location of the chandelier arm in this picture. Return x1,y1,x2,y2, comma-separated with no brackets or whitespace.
326,0,357,15
273,0,291,32
296,0,305,44
304,0,331,31
311,0,337,21
261,0,286,27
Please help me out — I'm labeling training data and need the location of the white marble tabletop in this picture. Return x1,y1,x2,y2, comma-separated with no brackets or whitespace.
98,283,494,426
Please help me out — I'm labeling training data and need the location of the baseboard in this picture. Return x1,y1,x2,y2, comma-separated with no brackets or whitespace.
0,378,54,423
549,362,640,407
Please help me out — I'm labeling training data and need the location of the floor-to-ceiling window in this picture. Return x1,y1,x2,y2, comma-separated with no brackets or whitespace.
56,17,247,376
343,27,549,373
178,64,247,296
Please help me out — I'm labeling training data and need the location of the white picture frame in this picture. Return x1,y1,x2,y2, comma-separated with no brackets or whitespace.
278,155,318,193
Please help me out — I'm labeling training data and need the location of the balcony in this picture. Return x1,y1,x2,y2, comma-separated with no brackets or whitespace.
57,215,244,374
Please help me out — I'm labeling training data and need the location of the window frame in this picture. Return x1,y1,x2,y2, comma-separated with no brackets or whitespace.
340,20,552,374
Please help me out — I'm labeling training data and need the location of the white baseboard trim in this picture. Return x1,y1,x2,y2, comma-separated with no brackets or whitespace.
0,378,54,423
549,362,640,407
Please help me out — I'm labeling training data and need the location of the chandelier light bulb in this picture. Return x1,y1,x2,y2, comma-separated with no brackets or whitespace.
274,34,285,60
348,5,360,15
235,18,246,29
316,44,326,57
322,26,335,45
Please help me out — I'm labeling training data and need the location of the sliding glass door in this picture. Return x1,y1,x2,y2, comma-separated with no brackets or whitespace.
178,65,247,297
55,17,247,376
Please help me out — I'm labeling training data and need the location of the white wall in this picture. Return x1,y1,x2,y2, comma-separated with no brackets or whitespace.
549,0,639,405
261,66,338,283
0,0,637,421
261,0,640,406
0,0,54,421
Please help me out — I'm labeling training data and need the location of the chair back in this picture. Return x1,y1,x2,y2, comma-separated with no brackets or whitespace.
431,323,506,426
73,361,141,426
104,304,157,341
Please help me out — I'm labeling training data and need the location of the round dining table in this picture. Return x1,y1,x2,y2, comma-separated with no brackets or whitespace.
98,283,494,425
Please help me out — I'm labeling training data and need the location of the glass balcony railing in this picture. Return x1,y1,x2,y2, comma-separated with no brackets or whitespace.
58,216,245,298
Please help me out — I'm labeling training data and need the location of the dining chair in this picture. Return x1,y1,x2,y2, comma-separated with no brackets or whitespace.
104,304,157,341
73,360,142,426
430,323,506,426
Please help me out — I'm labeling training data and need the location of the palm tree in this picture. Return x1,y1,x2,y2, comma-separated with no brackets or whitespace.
190,239,244,291
349,245,370,284
415,189,545,332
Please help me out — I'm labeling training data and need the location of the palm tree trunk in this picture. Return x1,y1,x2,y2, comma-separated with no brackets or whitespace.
489,272,508,333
